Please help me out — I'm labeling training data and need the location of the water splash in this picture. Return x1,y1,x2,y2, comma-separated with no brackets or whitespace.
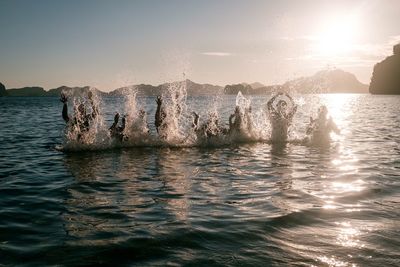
61,88,110,151
59,89,340,151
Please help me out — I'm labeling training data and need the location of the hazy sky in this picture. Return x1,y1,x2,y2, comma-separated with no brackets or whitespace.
1,0,399,91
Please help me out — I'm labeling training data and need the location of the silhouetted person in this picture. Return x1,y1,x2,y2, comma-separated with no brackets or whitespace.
138,109,150,134
306,105,339,144
60,91,98,141
191,112,200,131
173,91,182,116
205,112,227,138
155,96,167,139
109,113,126,142
229,106,243,134
244,106,253,133
192,112,227,139
267,92,297,142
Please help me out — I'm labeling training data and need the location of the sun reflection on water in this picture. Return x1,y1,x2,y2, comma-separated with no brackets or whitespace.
331,180,365,193
310,95,368,267
319,94,357,122
335,222,362,248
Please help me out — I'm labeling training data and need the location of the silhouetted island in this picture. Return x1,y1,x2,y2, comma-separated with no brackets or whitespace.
369,43,400,94
0,82,7,96
1,68,369,97
6,86,47,96
45,86,107,97
112,79,224,96
283,69,368,93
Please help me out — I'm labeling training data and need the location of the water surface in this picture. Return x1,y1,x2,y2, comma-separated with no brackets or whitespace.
0,94,399,266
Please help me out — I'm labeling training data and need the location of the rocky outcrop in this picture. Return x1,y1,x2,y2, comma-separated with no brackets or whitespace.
46,86,107,97
250,82,265,89
369,43,400,94
283,69,368,94
110,80,223,96
184,79,223,96
1,69,369,98
0,83,7,96
7,86,47,96
110,84,162,97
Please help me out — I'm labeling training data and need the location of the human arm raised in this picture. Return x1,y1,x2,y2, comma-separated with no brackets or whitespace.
155,96,163,131
60,93,70,123
192,112,199,130
329,118,340,134
109,113,120,131
88,91,98,119
267,92,282,113
284,92,297,119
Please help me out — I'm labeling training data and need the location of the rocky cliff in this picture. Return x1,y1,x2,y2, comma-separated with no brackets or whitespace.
7,86,47,96
283,69,368,94
0,83,7,96
369,43,400,94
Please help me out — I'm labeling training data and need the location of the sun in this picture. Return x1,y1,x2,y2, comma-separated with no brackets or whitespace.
312,15,360,58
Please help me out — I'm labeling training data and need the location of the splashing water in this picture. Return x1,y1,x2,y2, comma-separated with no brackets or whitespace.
59,88,339,151
122,92,152,145
61,88,110,151
161,80,189,143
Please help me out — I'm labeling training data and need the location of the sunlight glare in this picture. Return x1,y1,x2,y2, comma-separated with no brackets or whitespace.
313,15,360,58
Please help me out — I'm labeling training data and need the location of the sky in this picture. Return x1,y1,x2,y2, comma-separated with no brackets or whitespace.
0,0,399,91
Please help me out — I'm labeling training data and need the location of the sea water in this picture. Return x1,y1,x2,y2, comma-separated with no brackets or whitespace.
0,93,399,266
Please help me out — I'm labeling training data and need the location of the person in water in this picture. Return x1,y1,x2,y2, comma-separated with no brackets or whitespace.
60,91,98,141
306,105,340,144
191,112,200,131
244,106,253,134
109,113,126,142
229,106,243,135
192,111,228,139
267,92,297,143
172,91,182,117
137,109,150,135
155,96,168,139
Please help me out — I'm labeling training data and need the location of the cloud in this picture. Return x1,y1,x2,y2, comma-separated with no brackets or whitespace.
200,52,232,56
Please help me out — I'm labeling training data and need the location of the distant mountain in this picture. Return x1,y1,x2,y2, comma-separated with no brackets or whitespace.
224,69,367,95
283,69,368,93
110,84,162,96
5,85,106,97
224,83,277,95
251,85,277,95
184,79,223,95
369,43,400,94
250,82,265,89
110,80,223,96
0,82,7,96
47,86,90,96
224,83,252,95
7,86,47,96
47,86,107,97
2,70,369,97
